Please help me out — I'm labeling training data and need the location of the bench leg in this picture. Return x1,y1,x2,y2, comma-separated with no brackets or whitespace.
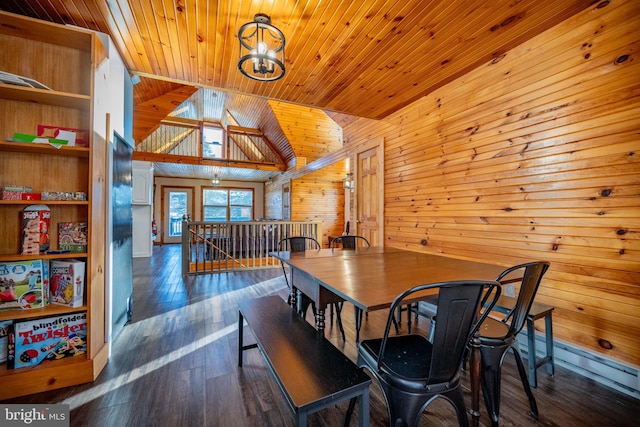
238,311,244,367
358,388,370,427
544,313,555,377
296,409,308,427
526,317,537,388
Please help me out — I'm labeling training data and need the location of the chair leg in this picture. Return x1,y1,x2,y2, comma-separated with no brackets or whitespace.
443,387,470,427
480,345,509,427
511,347,539,418
334,302,346,341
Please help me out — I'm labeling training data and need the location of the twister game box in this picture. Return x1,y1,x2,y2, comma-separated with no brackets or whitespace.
0,259,49,311
13,312,87,369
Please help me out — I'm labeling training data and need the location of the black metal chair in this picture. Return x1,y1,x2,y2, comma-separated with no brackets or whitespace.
330,235,370,249
477,261,550,427
277,236,346,341
355,279,501,427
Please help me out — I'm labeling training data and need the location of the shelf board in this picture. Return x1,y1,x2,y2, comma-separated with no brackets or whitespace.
0,199,89,206
0,83,90,109
0,304,87,322
0,252,88,262
0,140,89,157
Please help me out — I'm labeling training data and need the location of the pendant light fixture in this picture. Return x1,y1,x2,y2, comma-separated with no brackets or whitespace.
238,13,285,82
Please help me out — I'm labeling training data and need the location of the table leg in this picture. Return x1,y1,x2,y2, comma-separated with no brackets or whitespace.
290,285,298,309
316,307,326,335
470,332,481,427
354,308,363,342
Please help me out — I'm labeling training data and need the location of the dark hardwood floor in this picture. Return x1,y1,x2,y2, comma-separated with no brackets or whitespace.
3,244,639,426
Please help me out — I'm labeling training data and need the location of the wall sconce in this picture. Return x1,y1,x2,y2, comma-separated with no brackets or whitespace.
211,174,221,186
343,173,354,192
265,176,274,186
238,13,285,82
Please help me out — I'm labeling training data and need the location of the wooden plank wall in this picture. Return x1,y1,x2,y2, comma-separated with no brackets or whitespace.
342,0,640,366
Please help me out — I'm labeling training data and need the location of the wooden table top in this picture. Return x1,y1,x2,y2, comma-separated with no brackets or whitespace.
272,247,505,312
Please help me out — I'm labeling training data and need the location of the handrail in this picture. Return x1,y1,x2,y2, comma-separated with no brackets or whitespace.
182,219,322,275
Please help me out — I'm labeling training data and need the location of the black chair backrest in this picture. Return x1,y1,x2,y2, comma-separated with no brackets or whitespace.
278,236,320,252
331,235,370,249
378,280,501,383
496,261,550,337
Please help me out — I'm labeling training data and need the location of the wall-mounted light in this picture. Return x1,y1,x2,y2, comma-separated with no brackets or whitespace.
265,176,274,186
238,13,286,82
211,174,221,186
343,173,354,192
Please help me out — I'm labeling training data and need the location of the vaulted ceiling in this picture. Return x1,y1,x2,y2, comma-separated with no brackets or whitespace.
0,0,594,180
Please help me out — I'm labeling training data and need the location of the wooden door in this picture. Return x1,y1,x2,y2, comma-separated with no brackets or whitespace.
355,138,384,246
282,182,291,220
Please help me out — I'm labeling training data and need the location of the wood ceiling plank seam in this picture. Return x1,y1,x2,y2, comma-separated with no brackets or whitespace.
341,1,589,118
291,0,417,106
376,1,604,122
44,0,85,29
194,0,212,87
204,0,223,86
272,0,378,102
458,4,638,111
66,0,105,31
0,1,38,17
136,0,172,78
443,1,619,99
259,0,340,100
330,0,528,117
226,0,263,94
265,0,326,102
179,1,200,83
313,0,451,107
323,0,470,114
105,0,155,73
171,0,193,82
151,0,183,80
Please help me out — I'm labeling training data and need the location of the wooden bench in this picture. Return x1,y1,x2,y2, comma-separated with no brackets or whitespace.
238,295,371,427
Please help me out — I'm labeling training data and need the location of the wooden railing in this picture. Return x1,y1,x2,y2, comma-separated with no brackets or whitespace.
182,220,322,275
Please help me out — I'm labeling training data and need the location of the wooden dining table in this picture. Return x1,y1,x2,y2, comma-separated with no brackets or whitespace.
270,245,505,426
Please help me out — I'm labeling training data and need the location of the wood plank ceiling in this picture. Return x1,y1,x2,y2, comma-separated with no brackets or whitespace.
0,0,595,180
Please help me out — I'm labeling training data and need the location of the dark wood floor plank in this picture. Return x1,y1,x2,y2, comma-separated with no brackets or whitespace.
2,243,638,427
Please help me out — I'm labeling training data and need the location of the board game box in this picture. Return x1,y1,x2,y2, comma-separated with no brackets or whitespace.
12,312,87,369
49,259,85,307
0,259,49,311
0,320,11,364
58,222,88,253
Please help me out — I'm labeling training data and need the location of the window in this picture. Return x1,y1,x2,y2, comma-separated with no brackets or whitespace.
203,188,253,221
203,126,223,158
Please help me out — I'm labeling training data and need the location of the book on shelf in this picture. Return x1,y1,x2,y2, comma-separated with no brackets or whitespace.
0,70,52,90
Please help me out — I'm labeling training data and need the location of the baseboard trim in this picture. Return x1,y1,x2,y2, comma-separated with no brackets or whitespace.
516,332,640,399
